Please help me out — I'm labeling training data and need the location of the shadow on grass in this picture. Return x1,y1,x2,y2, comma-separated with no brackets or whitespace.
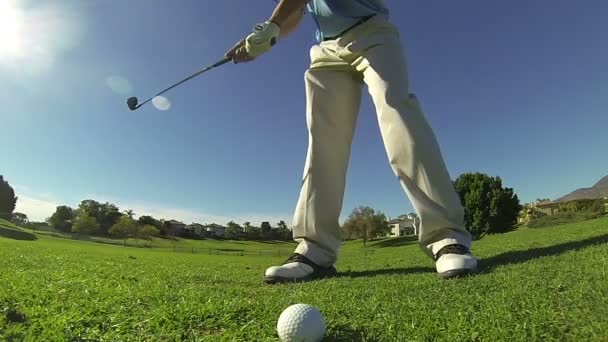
0,226,37,241
256,240,295,245
369,235,418,248
337,266,435,279
336,234,608,279
478,234,608,273
325,325,377,342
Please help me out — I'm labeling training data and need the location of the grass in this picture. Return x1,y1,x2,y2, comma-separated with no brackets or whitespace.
1,217,607,341
526,211,606,228
0,219,38,241
15,222,298,256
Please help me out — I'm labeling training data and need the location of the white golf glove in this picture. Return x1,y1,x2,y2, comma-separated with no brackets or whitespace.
245,21,281,57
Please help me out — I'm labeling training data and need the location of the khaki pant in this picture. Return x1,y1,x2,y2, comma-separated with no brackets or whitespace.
292,15,472,267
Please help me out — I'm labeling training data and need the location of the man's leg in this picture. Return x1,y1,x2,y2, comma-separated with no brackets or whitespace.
351,21,477,277
264,47,363,283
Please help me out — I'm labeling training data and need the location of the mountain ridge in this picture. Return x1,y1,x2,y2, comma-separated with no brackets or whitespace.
554,175,608,202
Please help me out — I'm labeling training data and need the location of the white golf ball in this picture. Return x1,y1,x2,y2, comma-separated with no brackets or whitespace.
277,304,325,342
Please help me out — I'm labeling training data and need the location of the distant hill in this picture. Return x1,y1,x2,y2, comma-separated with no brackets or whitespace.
555,175,608,203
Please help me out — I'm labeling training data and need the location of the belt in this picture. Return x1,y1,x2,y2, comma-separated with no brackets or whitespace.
322,15,375,41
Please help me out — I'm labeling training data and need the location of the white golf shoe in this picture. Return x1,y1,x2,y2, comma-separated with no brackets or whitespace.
434,244,478,278
264,253,338,284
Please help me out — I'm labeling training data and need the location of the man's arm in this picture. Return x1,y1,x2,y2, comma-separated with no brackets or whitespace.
270,0,309,38
225,0,309,63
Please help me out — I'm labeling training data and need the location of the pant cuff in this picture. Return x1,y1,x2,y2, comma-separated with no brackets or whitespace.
425,231,472,257
294,239,337,267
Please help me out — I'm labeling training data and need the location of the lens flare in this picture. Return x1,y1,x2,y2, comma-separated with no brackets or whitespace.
106,76,133,95
152,96,172,111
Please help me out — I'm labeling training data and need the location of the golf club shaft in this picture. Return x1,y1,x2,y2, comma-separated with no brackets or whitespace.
137,56,232,108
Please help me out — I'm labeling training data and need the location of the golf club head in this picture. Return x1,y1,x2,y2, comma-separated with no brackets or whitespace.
127,97,139,110
127,56,231,111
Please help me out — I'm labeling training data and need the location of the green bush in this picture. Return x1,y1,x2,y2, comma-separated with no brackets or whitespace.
454,172,522,239
527,211,603,228
587,199,606,214
559,198,605,214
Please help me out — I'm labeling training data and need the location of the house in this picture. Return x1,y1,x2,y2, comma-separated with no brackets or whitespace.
388,215,419,237
206,223,225,238
535,200,561,216
167,220,186,235
187,223,206,236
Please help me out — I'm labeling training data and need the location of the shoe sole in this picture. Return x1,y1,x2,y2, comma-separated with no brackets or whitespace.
264,268,338,284
438,268,476,279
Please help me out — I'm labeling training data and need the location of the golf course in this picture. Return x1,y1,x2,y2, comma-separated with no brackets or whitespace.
1,216,606,341
3,0,607,340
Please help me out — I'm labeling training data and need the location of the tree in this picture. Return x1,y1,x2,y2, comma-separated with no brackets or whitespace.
160,219,175,238
454,172,522,239
342,206,389,246
123,209,135,219
109,216,138,244
260,221,273,240
243,222,261,241
373,211,390,237
11,212,28,226
0,175,17,220
109,221,129,245
276,221,291,241
225,221,242,240
139,224,160,244
138,215,162,230
98,203,123,235
77,200,101,222
559,198,604,214
48,205,74,232
72,213,100,235
243,221,252,231
75,200,123,236
588,199,606,214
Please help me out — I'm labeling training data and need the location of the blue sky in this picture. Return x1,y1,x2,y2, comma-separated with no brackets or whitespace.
1,0,607,225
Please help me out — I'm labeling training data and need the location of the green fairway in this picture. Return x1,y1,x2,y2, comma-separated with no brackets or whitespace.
29,228,298,258
1,217,607,341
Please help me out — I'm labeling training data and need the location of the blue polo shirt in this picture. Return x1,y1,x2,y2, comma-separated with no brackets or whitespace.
307,0,389,41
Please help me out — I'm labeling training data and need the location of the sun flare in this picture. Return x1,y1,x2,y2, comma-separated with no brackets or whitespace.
0,1,83,72
0,1,25,60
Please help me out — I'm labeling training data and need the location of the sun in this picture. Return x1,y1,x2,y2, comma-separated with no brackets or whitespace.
0,1,84,73
0,0,25,60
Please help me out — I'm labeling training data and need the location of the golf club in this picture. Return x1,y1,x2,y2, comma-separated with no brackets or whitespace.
127,55,232,111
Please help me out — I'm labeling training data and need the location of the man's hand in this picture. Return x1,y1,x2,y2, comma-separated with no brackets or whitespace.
225,21,281,64
225,39,255,64
224,0,307,64
245,21,280,57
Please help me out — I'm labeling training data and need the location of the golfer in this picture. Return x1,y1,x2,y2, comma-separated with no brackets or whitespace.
226,0,478,283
